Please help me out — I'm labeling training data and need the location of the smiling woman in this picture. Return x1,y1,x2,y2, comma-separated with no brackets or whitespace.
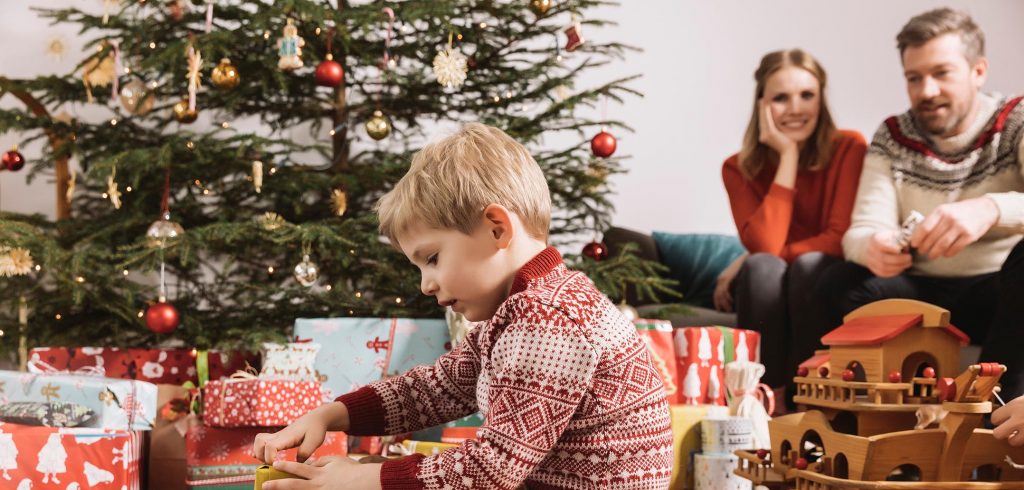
716,49,868,404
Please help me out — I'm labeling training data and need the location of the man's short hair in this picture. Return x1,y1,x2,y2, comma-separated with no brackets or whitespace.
376,123,551,247
897,7,985,64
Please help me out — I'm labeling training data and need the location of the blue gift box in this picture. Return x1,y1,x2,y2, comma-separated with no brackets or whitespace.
293,317,451,400
0,370,158,431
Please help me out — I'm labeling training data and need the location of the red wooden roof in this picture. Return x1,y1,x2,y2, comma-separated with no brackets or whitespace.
821,313,970,346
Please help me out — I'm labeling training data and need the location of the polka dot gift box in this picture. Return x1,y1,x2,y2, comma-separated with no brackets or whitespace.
202,377,322,428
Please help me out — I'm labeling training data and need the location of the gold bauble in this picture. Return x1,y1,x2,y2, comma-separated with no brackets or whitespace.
364,110,391,141
529,0,552,16
211,58,240,90
172,99,198,124
119,78,155,116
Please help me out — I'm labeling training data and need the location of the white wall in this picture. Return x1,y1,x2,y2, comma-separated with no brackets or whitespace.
3,1,1024,237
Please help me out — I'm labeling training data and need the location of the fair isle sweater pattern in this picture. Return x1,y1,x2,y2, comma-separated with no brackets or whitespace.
869,96,1024,192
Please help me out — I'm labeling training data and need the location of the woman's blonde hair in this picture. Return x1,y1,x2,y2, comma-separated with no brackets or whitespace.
376,123,551,248
738,49,837,180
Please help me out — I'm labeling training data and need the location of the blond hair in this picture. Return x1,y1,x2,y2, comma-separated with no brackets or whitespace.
376,123,551,247
897,8,985,64
738,49,837,180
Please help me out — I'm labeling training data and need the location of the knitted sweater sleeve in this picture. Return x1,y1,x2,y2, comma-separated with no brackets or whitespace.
780,132,867,261
984,135,1024,232
336,327,481,436
842,139,901,267
379,299,600,490
723,157,794,256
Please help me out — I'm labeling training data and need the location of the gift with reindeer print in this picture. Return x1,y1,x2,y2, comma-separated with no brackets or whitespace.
0,370,157,431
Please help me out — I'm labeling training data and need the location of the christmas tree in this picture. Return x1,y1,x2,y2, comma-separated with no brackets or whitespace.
0,0,675,357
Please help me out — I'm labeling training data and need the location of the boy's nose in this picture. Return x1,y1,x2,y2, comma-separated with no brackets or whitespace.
421,276,438,296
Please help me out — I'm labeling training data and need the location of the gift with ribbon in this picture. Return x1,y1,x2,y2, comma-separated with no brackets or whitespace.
724,361,774,449
28,347,255,385
633,319,681,404
292,317,451,400
201,367,322,428
0,369,157,431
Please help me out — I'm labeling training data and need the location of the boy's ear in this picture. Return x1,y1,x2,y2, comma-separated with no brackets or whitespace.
482,204,514,249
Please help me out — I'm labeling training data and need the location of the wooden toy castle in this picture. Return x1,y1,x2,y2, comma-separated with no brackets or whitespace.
734,299,1024,489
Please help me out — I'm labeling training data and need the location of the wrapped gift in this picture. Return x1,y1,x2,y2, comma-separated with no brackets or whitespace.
668,404,727,490
674,326,761,405
0,422,142,489
0,370,157,431
28,347,255,385
694,453,751,490
634,319,681,404
148,384,190,490
399,440,458,456
185,422,347,488
293,317,451,400
203,377,322,428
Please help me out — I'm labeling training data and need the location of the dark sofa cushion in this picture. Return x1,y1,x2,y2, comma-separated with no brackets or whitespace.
652,232,746,308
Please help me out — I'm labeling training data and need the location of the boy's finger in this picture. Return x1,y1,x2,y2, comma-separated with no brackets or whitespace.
992,405,1010,425
274,460,318,479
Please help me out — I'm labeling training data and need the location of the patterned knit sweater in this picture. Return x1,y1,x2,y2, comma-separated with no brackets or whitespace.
337,247,674,489
843,93,1024,276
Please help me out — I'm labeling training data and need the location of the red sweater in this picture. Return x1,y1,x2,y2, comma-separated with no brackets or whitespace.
722,129,867,262
337,247,674,489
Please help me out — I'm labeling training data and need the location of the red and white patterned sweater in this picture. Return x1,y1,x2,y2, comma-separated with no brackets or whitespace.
337,246,674,489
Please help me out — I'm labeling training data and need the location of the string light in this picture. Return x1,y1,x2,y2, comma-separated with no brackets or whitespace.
102,192,109,199
126,186,133,192
355,291,362,298
110,118,118,126
263,31,271,40
221,122,230,129
137,310,144,318
34,265,41,271
267,266,275,274
315,27,322,35
325,285,332,291
186,141,195,150
0,329,4,337
149,42,156,49
479,22,488,28
395,297,402,304
122,269,129,276
329,129,336,136
75,276,86,283
55,314,62,320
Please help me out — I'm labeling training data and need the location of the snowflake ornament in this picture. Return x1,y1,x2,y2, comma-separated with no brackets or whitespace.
433,46,468,89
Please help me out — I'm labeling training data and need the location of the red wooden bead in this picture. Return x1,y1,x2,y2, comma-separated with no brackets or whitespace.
888,371,902,383
937,377,957,401
797,367,809,377
794,458,809,470
756,449,769,460
842,369,855,382
818,366,830,378
922,367,936,379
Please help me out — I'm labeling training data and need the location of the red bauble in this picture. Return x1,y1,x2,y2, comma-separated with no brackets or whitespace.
315,59,344,87
146,301,180,334
590,131,617,158
818,366,830,378
582,241,609,261
797,366,809,378
842,369,855,382
922,367,936,379
756,449,769,460
888,371,903,383
794,458,809,470
2,147,25,171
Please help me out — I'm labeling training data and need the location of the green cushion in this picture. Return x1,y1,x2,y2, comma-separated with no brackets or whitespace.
652,232,746,309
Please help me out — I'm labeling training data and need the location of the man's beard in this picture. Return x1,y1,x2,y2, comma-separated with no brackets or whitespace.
913,95,972,137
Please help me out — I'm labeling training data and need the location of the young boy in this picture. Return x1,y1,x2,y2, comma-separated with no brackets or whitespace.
253,123,674,489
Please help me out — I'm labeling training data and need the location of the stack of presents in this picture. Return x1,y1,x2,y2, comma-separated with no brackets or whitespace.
0,316,770,489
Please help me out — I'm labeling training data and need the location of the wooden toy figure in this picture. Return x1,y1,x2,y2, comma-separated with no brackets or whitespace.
277,19,305,71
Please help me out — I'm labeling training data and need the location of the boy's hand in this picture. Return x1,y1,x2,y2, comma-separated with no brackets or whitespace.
263,458,383,490
992,395,1024,447
253,402,349,464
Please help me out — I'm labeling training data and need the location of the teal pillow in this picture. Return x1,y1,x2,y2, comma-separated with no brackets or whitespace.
652,232,746,308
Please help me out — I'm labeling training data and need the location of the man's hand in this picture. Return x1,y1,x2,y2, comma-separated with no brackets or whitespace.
993,395,1024,447
713,254,748,312
263,458,383,490
866,230,912,278
910,197,1000,259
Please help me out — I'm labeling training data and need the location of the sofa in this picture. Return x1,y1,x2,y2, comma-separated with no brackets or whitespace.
602,226,746,327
